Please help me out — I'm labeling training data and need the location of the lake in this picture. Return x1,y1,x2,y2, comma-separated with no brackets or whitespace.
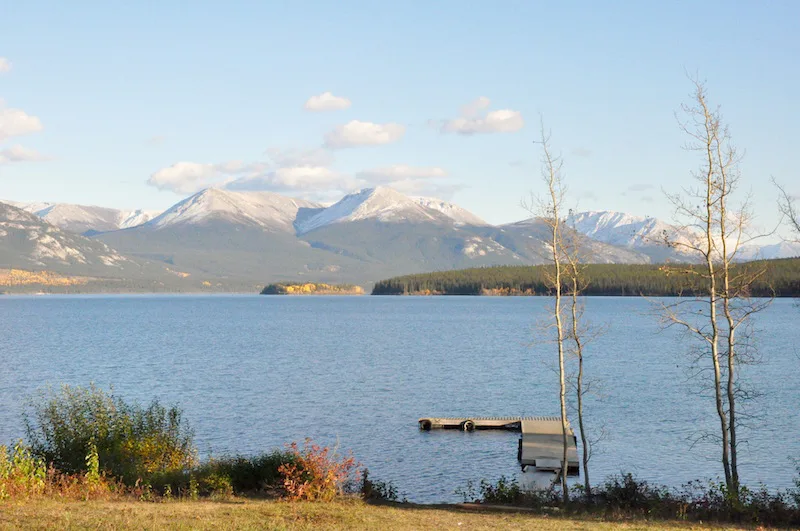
0,295,798,502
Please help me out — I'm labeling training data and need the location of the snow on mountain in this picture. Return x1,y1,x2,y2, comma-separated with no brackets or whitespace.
296,187,447,234
0,202,133,269
411,196,487,226
147,188,320,231
565,210,701,259
739,241,800,260
118,209,160,229
1,200,160,233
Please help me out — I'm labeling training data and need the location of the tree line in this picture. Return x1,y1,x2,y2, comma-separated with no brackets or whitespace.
371,258,800,297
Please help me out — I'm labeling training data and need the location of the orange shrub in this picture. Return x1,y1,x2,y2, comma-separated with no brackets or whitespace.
278,439,359,501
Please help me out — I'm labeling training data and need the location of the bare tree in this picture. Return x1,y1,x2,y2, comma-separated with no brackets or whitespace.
562,225,595,497
660,78,771,500
523,121,570,504
775,179,800,240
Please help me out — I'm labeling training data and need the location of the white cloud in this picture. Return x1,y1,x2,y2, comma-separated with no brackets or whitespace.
440,109,524,135
0,105,44,141
356,164,448,184
460,96,491,118
265,147,334,168
228,167,358,194
436,97,524,135
148,162,220,194
0,58,11,74
324,120,405,148
147,161,266,194
304,91,352,112
0,144,49,164
356,164,458,198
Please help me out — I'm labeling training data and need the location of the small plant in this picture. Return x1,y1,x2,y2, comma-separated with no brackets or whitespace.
361,469,401,502
85,441,100,484
187,475,199,500
0,442,47,499
278,439,359,501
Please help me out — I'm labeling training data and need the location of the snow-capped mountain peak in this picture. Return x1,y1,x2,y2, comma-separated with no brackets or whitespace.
295,186,447,234
1,200,160,234
147,188,320,231
411,196,487,226
567,210,696,249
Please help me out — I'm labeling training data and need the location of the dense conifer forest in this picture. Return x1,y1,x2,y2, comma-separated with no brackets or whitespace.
371,258,800,297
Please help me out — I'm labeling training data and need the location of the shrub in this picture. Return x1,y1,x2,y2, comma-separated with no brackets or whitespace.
361,468,402,502
278,439,359,501
456,476,559,508
24,385,196,485
149,450,296,498
462,473,800,527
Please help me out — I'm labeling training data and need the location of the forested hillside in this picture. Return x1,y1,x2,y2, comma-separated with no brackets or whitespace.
371,258,800,296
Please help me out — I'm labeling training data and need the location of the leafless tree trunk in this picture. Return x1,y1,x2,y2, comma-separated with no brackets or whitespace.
661,77,771,500
528,121,570,504
565,249,591,497
775,179,800,239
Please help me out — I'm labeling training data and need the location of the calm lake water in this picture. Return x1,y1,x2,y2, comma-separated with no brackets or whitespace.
1,295,798,502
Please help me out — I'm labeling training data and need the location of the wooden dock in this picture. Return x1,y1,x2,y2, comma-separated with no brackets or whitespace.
419,415,580,476
418,416,560,432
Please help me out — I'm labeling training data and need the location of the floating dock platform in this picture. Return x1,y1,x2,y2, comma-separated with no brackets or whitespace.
418,416,557,432
419,415,579,476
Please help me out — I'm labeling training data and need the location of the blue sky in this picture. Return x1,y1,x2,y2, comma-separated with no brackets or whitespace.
0,1,798,230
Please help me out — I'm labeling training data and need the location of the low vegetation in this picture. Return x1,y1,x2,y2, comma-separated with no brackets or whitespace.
458,473,800,528
261,282,364,295
371,258,800,296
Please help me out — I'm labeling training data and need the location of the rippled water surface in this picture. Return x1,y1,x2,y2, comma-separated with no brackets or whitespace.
1,295,798,502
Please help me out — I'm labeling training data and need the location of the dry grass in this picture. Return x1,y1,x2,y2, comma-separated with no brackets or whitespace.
0,497,747,530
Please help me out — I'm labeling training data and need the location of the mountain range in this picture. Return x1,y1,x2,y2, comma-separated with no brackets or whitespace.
2,188,798,291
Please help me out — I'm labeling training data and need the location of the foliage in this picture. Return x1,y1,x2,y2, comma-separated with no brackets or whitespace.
278,439,360,501
151,451,296,498
461,473,800,527
261,282,364,295
360,468,402,502
372,258,800,296
0,442,119,501
23,385,196,486
455,476,559,508
0,442,47,499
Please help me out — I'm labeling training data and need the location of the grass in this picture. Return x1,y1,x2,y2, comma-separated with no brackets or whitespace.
0,498,747,530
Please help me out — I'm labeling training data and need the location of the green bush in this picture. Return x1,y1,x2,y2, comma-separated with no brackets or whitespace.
23,385,196,485
149,451,296,497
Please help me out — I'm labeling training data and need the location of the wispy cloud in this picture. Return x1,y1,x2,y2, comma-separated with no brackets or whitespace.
304,91,351,112
0,144,50,164
627,183,655,193
436,97,524,135
0,57,11,74
264,147,334,168
571,147,592,158
324,120,405,148
146,135,166,147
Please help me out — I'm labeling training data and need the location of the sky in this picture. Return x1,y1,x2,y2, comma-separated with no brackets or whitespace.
0,1,798,232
